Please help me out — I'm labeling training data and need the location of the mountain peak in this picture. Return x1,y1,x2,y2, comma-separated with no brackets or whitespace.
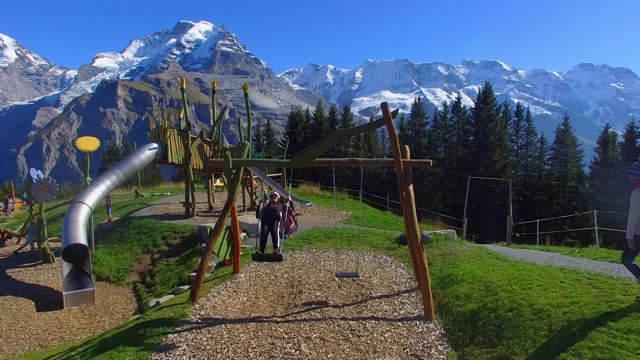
0,33,19,66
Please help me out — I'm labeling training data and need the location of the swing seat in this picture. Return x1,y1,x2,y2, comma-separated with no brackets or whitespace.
336,271,360,278
252,252,284,262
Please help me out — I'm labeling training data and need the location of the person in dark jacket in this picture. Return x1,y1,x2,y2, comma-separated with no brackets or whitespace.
256,191,284,254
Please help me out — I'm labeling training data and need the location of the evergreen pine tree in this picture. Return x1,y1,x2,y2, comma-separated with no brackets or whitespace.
397,114,410,147
98,142,124,175
309,100,329,144
140,163,165,187
467,82,511,241
547,112,586,233
588,123,622,208
449,93,472,220
407,97,429,158
252,118,265,156
516,106,541,222
587,123,623,247
263,119,278,159
620,116,640,165
279,106,309,159
327,104,340,133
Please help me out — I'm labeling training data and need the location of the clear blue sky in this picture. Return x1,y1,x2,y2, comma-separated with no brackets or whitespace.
2,0,639,75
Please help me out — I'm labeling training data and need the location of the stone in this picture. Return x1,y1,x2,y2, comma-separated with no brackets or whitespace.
174,285,190,295
237,213,259,237
147,298,161,309
419,230,458,244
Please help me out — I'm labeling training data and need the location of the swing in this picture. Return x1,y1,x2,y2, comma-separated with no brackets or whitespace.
334,166,363,278
252,178,284,262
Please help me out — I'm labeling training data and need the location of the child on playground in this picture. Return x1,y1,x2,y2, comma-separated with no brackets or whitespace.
4,195,11,216
14,221,36,257
256,190,284,255
280,195,298,239
106,194,114,222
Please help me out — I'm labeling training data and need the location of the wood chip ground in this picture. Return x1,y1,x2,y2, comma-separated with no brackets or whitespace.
152,251,451,359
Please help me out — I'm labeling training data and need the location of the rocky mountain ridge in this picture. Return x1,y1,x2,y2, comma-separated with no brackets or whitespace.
0,21,323,185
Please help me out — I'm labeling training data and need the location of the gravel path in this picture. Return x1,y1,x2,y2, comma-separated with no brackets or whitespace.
478,244,634,281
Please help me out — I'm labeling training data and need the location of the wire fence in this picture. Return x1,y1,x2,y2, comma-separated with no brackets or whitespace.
292,179,465,232
289,179,628,248
512,210,627,248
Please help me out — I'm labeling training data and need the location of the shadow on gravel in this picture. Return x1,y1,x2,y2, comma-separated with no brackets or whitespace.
527,302,640,359
0,249,63,312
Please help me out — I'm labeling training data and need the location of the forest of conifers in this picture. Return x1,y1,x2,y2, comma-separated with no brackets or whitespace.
255,82,639,248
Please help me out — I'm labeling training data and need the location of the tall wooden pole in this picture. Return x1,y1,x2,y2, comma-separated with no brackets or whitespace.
401,145,435,321
381,102,435,321
230,203,241,274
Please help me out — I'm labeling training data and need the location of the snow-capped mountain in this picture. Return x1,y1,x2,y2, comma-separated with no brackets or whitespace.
280,59,640,147
59,21,267,107
0,33,75,105
1,19,640,186
0,21,322,185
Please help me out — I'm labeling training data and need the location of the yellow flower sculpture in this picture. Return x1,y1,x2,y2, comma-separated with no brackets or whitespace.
33,177,59,203
75,136,100,153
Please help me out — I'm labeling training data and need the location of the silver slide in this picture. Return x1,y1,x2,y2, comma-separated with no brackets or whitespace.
61,142,164,308
249,167,313,206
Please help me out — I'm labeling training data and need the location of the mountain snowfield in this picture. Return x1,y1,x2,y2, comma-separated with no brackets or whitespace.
1,19,640,184
280,59,640,147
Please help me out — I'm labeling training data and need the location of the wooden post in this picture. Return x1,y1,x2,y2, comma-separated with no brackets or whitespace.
401,145,435,321
381,102,435,321
207,174,214,210
231,203,241,274
189,143,249,303
380,104,421,287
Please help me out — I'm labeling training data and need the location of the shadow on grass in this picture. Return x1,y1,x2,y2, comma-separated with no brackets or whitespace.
41,316,183,360
527,302,640,360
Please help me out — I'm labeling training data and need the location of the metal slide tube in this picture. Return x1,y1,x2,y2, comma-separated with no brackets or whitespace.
248,167,313,206
61,142,163,308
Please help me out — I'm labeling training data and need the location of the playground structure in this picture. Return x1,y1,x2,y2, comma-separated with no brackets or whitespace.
190,101,435,320
59,78,435,320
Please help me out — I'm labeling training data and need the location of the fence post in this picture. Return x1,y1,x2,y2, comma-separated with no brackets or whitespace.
536,220,540,247
462,218,468,240
506,215,512,246
387,195,390,211
593,210,600,248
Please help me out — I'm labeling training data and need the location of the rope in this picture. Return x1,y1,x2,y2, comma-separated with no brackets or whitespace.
333,167,339,275
333,166,362,277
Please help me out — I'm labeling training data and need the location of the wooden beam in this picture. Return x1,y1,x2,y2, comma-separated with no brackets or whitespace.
381,102,435,321
189,142,249,303
208,158,432,169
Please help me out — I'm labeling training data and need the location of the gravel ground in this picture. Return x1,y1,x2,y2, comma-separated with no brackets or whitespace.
478,244,635,280
152,251,452,360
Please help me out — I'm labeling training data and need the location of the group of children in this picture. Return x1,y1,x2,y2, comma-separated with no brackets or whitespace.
255,190,298,255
